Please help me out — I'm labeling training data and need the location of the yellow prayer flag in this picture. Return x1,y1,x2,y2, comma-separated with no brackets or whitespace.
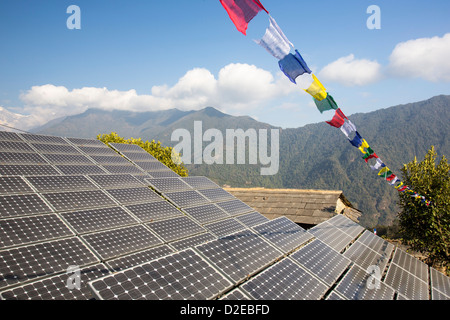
378,167,391,176
358,139,370,154
305,74,327,101
394,182,404,190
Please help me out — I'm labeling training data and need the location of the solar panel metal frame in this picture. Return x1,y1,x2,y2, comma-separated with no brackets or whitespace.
66,137,105,147
42,154,95,165
308,221,355,252
146,171,180,178
106,245,174,272
198,188,236,202
109,143,147,153
133,161,170,172
180,177,220,190
169,233,217,252
343,241,391,273
101,164,146,175
215,199,254,216
0,131,23,142
391,247,429,283
88,248,233,300
78,146,119,156
19,133,69,145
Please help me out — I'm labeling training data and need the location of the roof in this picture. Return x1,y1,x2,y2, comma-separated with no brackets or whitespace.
225,187,362,226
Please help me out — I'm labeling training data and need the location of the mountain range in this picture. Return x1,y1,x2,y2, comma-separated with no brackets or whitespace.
24,95,450,227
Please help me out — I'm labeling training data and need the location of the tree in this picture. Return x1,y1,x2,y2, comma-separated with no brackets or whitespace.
398,146,450,270
97,132,188,177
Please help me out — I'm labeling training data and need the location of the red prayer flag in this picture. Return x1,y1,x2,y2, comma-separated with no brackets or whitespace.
326,108,348,128
220,0,269,35
386,174,397,182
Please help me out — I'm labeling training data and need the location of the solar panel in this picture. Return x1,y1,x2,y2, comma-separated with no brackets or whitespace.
81,225,162,260
253,217,314,254
383,263,429,300
125,201,183,222
235,211,270,228
241,258,329,300
0,141,35,153
146,216,206,243
164,190,210,208
55,165,106,175
180,177,219,190
0,194,53,218
66,137,105,147
0,237,99,289
26,175,98,192
133,161,170,172
147,171,180,178
308,221,354,252
41,190,116,212
333,264,395,300
78,146,118,156
219,288,251,300
0,263,109,300
102,165,145,175
89,155,132,165
0,152,48,165
216,199,254,216
42,154,94,165
106,245,174,272
430,268,450,299
0,164,60,176
146,177,192,193
109,143,147,153
0,131,22,142
19,133,68,145
326,214,365,238
204,218,247,238
60,207,138,234
170,233,217,251
195,230,283,284
121,152,158,162
198,188,235,202
105,187,161,205
0,214,73,249
343,241,390,272
88,174,144,189
325,292,347,300
391,248,429,283
31,143,81,155
89,249,232,300
290,239,351,286
0,176,34,195
183,203,229,224
356,230,395,257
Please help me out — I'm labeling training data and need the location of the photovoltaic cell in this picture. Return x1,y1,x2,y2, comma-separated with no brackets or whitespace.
204,218,247,238
198,188,235,202
125,201,183,222
0,131,22,142
235,211,270,228
43,154,94,165
106,245,174,272
61,207,138,234
334,265,395,300
0,164,60,176
253,217,313,254
195,230,283,284
0,264,109,300
170,233,216,252
0,152,48,165
88,174,144,189
146,216,206,243
183,203,229,224
26,175,98,192
81,225,162,260
31,143,81,155
0,141,35,153
165,190,209,208
0,237,98,289
383,263,429,300
0,176,34,195
242,258,329,300
326,214,364,238
105,187,161,205
41,190,116,212
290,239,351,286
0,214,73,249
216,199,254,216
0,194,53,218
89,249,232,300
55,165,106,175
146,178,191,193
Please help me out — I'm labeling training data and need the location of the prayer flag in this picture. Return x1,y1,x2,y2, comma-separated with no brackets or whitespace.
255,16,294,60
326,108,348,128
378,167,392,179
370,158,385,170
314,94,338,113
386,174,397,182
388,176,400,185
278,50,311,83
358,139,370,154
349,131,363,148
340,120,357,138
363,147,378,163
305,74,327,101
220,0,269,35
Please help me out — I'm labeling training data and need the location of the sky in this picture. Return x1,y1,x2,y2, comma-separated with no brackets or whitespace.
1,0,450,130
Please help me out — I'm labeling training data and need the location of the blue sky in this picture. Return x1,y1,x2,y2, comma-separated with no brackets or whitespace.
1,0,450,130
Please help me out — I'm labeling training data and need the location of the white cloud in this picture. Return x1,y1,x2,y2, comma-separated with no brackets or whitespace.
389,33,450,82
18,63,302,128
318,54,382,86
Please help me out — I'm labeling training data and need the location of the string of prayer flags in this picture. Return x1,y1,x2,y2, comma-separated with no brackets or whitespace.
219,0,269,35
305,74,327,101
255,16,294,60
326,108,348,128
314,94,339,114
278,50,312,83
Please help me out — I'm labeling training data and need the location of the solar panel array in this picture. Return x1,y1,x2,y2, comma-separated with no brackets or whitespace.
0,130,449,301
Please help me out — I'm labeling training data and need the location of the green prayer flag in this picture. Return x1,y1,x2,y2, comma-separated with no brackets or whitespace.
313,94,338,113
